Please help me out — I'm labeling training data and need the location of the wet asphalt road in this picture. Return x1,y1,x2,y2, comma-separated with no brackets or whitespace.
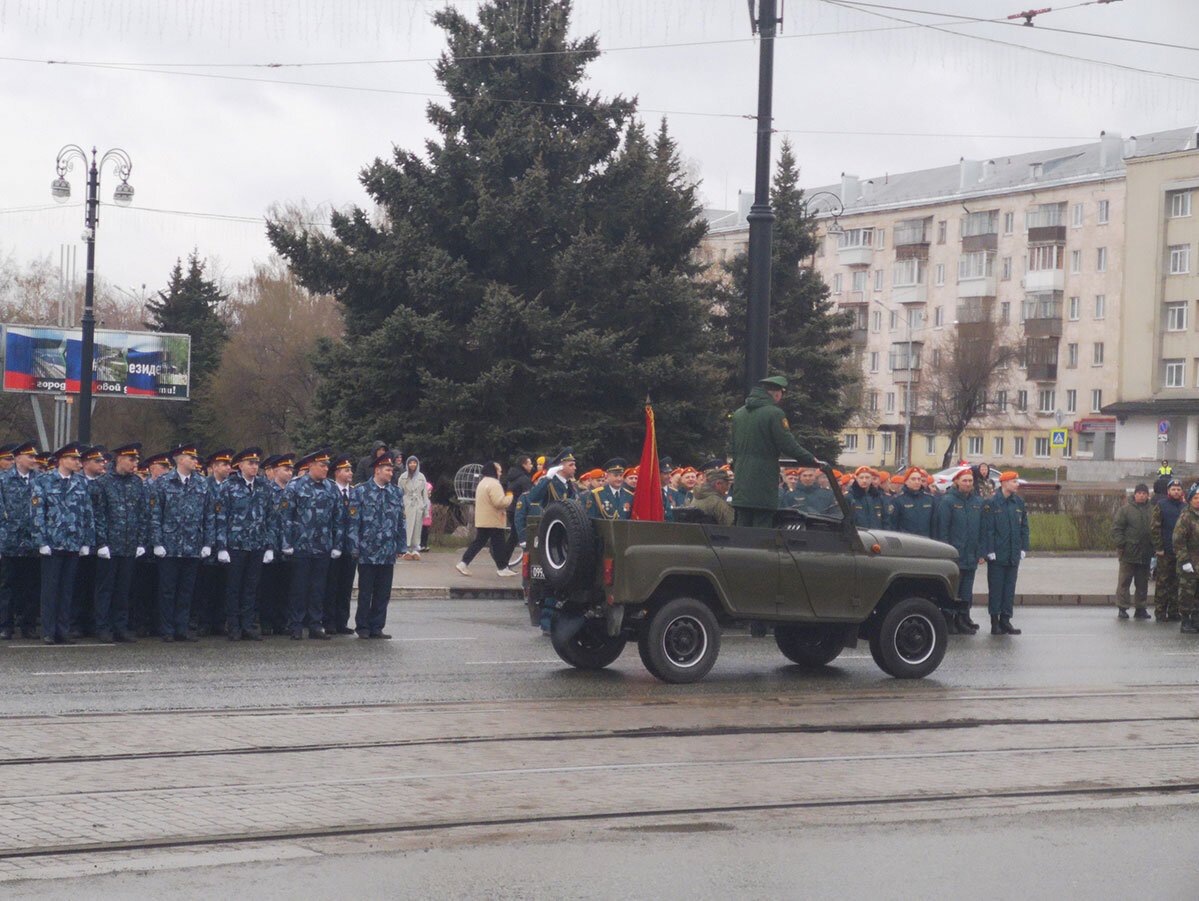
2,602,1197,715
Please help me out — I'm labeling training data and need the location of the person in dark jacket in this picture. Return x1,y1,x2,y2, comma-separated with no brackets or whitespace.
1151,479,1184,622
981,471,1030,635
847,467,885,529
502,455,534,566
793,467,836,516
354,441,389,486
934,466,984,634
730,376,817,528
887,467,935,536
1112,483,1154,620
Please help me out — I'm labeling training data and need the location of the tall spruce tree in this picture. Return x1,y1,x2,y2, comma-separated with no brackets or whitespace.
267,0,721,473
144,251,229,444
709,141,857,463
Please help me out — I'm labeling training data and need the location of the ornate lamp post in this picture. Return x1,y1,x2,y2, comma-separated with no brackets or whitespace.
51,145,134,444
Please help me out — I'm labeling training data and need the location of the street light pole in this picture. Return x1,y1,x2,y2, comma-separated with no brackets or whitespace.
745,0,780,393
52,145,134,445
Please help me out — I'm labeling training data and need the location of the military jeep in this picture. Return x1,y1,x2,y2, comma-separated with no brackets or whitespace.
523,464,960,684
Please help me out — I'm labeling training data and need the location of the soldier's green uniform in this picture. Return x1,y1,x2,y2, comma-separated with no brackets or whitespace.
688,482,735,527
1112,492,1154,616
1151,486,1184,621
584,484,630,520
1171,489,1199,633
730,376,816,528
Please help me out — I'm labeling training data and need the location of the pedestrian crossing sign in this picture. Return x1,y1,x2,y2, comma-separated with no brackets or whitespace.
1049,428,1067,448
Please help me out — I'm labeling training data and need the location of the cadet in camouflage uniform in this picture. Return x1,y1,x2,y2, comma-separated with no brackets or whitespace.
1171,483,1199,634
258,454,295,635
91,443,147,643
281,450,343,640
324,455,356,634
197,449,234,635
215,448,275,641
0,441,42,639
150,444,215,642
1151,478,1184,622
349,452,405,638
32,442,96,644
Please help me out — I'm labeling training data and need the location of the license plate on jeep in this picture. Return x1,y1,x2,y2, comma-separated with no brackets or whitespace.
529,564,545,580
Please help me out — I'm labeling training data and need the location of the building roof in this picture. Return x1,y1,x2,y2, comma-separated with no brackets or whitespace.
1102,398,1199,418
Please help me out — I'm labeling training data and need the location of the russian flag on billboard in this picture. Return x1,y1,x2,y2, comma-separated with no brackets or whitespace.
4,328,36,390
126,343,162,396
64,336,82,393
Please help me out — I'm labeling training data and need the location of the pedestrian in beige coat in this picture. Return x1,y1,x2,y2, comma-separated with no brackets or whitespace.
456,462,515,577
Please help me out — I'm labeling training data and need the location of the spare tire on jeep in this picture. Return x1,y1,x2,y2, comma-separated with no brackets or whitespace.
537,500,597,592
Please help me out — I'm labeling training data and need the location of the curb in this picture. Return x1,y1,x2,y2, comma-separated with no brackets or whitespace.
390,589,1122,606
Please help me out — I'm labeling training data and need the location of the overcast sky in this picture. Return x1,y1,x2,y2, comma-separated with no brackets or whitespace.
1,0,1197,295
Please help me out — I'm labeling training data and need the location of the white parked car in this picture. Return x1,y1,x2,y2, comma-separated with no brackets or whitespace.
929,465,1001,493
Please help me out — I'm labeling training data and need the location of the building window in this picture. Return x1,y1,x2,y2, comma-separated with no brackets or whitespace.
934,305,944,327
852,270,868,292
1038,389,1055,413
1066,343,1079,368
967,436,983,456
1003,211,1014,235
995,390,1007,413
1094,295,1106,319
1029,244,1063,271
935,263,945,286
843,433,858,451
874,269,883,291
1034,436,1051,458
1001,256,1012,281
1000,301,1011,323
1165,359,1186,388
1014,436,1026,457
833,273,842,294
1167,301,1188,332
1072,203,1084,227
925,435,936,455
909,308,925,330
1065,389,1077,414
1097,199,1110,224
937,220,947,243
1017,390,1028,412
876,228,886,248
869,351,879,373
1070,249,1081,274
993,437,1004,456
882,433,893,453
893,259,927,287
1093,342,1104,365
886,392,896,413
837,227,874,249
866,433,876,452
889,310,900,331
1096,247,1107,272
1068,296,1080,320
1091,389,1103,412
958,251,994,281
1170,191,1192,218
1169,244,1191,275
867,390,879,412
871,310,882,332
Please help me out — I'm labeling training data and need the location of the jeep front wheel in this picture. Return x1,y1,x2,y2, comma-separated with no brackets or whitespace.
639,597,721,684
550,617,627,670
774,623,843,667
868,596,946,679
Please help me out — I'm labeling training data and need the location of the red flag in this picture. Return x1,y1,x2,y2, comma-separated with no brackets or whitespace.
631,400,665,522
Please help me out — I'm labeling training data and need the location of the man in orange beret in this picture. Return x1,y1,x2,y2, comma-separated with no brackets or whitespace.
981,471,1030,634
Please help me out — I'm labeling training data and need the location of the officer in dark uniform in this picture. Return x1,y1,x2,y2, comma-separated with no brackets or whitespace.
130,451,169,636
887,467,935,536
32,442,95,644
197,448,234,635
215,447,274,641
150,444,214,642
92,443,147,643
349,452,405,638
584,459,630,520
0,441,41,639
73,445,108,637
259,454,295,635
282,450,343,640
523,448,578,508
324,454,357,634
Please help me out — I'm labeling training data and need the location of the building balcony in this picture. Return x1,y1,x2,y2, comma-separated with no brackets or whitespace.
836,245,873,267
956,298,993,324
891,368,920,384
847,290,866,304
961,233,998,253
1027,362,1058,381
893,222,930,246
957,275,997,298
893,283,927,305
1024,268,1065,293
1028,225,1067,244
1024,317,1063,338
1022,293,1063,338
850,327,869,346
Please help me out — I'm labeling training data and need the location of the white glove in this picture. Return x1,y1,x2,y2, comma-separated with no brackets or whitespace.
262,549,274,564
1185,562,1195,574
79,546,90,557
1020,550,1027,560
39,545,51,556
217,549,231,564
986,552,996,561
282,546,293,556
200,546,211,559
331,549,342,559
97,546,111,560
153,545,166,558
135,546,145,558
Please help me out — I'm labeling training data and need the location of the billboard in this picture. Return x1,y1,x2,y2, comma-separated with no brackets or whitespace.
1,325,191,400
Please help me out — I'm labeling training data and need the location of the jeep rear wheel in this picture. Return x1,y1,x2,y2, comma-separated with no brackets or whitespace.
774,623,844,667
550,617,627,670
868,596,946,679
639,597,721,684
537,500,596,593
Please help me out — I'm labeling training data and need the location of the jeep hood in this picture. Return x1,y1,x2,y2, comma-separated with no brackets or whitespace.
858,529,960,561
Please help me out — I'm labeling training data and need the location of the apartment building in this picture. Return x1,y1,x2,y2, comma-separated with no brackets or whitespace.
702,129,1156,471
1103,130,1199,469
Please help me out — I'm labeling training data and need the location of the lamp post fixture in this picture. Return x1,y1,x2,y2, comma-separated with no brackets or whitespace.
51,145,135,444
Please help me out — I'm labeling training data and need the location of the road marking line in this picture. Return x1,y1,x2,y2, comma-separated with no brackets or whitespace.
398,637,479,642
464,659,560,665
29,670,151,676
5,644,96,650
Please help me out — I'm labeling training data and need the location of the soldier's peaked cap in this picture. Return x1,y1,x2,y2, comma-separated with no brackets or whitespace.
371,452,397,468
168,444,200,460
702,459,730,477
551,447,575,466
206,448,234,466
12,440,38,457
55,441,86,459
333,455,353,470
297,450,331,470
83,445,107,461
604,458,627,472
275,453,296,467
233,447,262,464
759,375,788,390
0,442,18,459
146,451,171,468
112,443,142,457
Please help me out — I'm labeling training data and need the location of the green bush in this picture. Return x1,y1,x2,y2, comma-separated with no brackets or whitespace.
1029,513,1080,551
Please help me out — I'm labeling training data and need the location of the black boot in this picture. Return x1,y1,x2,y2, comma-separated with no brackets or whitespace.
1000,615,1022,635
957,612,980,634
990,615,1002,635
1181,616,1199,634
944,612,961,635
1117,608,1129,619
1134,607,1151,620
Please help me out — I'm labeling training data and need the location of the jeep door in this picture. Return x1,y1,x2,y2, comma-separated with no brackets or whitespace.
703,525,781,618
781,522,862,619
